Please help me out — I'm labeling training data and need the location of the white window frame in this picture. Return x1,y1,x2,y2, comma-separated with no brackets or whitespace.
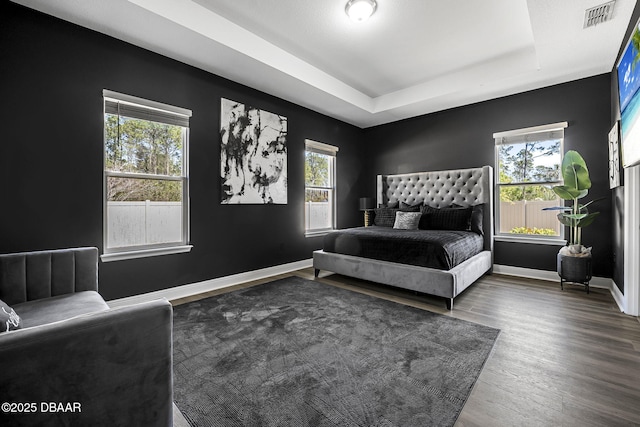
493,122,568,245
101,90,192,262
304,140,338,237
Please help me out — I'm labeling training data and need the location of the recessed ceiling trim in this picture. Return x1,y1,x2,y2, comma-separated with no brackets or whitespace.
9,0,637,128
373,45,539,113
127,0,374,112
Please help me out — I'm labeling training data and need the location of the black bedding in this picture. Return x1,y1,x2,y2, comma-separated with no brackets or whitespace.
323,226,484,270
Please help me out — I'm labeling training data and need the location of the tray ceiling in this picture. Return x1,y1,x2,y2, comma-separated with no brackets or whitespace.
12,0,637,127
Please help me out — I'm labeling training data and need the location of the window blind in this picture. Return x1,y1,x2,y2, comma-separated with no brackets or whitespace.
495,129,565,145
305,139,339,156
494,121,567,145
103,89,191,127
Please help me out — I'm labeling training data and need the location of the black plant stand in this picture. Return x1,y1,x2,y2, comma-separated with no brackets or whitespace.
557,253,592,293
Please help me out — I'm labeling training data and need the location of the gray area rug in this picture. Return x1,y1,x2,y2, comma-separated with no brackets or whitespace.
173,277,499,426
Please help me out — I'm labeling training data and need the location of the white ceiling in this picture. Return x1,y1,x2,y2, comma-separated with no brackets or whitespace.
12,0,637,128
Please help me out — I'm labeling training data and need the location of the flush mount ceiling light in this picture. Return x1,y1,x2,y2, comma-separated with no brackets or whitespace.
345,0,377,22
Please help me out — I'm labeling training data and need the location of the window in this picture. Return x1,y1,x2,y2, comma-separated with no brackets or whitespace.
305,140,338,236
102,90,192,261
494,122,567,243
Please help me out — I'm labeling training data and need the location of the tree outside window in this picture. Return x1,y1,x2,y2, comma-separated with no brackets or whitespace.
304,141,337,235
103,91,190,258
495,126,565,237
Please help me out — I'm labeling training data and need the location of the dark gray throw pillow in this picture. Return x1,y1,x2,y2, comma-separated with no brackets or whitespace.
400,201,422,212
378,202,399,209
373,207,398,227
1,298,22,333
470,204,484,235
451,203,484,235
420,205,472,231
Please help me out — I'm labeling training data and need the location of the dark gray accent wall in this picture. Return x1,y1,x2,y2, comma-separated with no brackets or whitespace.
0,2,364,300
1,1,624,299
362,75,613,279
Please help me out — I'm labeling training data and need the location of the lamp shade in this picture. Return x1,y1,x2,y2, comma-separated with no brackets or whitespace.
359,197,375,211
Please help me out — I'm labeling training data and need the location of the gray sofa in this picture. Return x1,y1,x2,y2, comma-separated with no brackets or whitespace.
0,247,173,427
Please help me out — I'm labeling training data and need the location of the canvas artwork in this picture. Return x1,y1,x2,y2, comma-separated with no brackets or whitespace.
220,98,288,204
609,121,622,189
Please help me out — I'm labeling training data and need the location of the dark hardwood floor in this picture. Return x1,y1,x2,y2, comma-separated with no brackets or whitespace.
173,269,640,426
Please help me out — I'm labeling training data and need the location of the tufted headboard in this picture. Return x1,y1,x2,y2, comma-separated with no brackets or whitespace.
376,165,494,253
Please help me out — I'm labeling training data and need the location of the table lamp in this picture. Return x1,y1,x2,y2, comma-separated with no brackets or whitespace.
359,197,375,226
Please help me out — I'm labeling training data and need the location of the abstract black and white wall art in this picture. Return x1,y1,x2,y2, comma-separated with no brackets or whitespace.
220,98,288,204
609,121,622,189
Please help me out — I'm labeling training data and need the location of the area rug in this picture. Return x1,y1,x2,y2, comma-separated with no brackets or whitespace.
172,277,499,426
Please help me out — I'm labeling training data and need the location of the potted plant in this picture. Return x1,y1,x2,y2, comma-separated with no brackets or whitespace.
544,150,599,289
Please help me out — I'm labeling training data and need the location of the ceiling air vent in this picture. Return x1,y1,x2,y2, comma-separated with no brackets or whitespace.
584,1,616,28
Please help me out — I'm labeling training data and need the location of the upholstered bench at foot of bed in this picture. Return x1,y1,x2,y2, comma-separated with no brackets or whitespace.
313,249,492,309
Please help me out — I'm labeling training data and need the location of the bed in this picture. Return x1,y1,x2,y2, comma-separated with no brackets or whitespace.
313,166,493,309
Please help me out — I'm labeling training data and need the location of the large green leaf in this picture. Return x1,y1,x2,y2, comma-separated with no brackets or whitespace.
552,185,587,200
556,212,599,228
557,213,576,227
576,212,600,228
564,213,588,220
561,150,591,191
547,151,599,239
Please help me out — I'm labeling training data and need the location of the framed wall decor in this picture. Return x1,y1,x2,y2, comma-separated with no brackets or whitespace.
220,98,288,204
616,16,640,168
608,121,622,189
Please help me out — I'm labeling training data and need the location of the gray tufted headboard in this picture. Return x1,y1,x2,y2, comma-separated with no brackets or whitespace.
376,165,494,253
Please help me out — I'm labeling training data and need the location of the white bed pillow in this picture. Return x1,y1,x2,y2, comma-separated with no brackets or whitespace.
393,211,422,230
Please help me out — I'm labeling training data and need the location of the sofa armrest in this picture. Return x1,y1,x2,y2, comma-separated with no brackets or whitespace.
0,298,173,427
0,247,99,305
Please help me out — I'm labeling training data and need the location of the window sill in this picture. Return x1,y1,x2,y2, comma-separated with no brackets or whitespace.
494,235,566,246
305,229,334,238
101,245,193,262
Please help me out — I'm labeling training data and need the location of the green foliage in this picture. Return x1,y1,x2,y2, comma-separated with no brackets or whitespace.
509,227,557,236
552,150,591,198
545,150,599,245
305,152,328,186
105,115,183,175
105,114,184,201
632,25,640,70
498,139,560,202
499,183,556,203
107,177,182,202
305,152,330,202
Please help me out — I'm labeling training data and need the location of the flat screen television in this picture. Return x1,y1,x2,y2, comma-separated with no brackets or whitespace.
617,16,640,168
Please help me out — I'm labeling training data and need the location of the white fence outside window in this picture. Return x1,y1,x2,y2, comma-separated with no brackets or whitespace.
305,201,331,231
108,200,559,243
107,201,182,248
499,200,561,234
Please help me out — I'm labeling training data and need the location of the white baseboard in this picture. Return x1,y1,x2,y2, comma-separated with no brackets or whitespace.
107,258,313,308
108,259,625,314
493,264,624,312
609,280,625,313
